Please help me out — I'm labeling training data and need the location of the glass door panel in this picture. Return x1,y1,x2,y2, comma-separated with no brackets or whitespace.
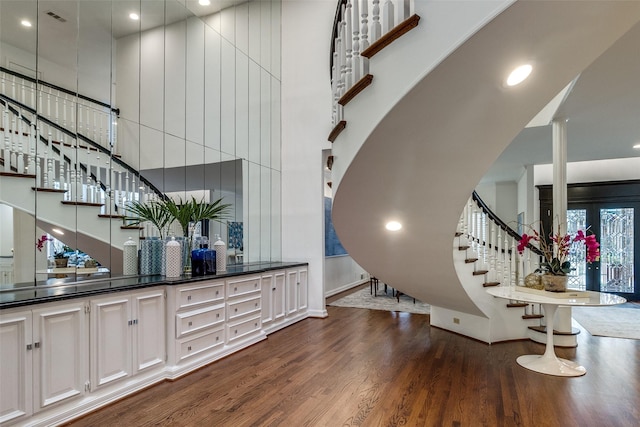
599,208,634,293
567,209,587,291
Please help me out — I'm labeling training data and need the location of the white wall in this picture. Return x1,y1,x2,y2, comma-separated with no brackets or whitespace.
534,157,640,185
281,0,334,318
324,256,368,297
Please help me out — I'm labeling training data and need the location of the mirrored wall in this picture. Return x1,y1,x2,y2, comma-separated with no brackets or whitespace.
0,0,282,285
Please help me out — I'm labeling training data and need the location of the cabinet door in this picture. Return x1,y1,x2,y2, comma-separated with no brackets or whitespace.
297,268,308,312
91,296,132,388
261,273,274,324
0,311,32,424
285,269,299,316
273,272,286,322
32,302,86,412
132,290,166,374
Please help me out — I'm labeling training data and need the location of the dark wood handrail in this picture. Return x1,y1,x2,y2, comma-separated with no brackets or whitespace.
0,66,119,116
471,191,543,256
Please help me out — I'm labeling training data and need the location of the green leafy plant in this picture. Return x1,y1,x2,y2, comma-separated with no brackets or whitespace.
125,200,173,239
164,197,231,239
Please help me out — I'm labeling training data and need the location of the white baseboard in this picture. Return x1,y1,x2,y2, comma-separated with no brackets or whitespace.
324,279,368,298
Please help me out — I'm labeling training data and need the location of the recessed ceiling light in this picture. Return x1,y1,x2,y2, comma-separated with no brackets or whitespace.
129,12,139,21
633,143,640,150
199,0,211,5
21,20,32,27
52,228,64,235
506,64,532,86
385,221,402,231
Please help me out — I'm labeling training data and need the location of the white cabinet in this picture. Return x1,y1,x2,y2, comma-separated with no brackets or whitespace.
171,281,225,364
285,267,308,317
90,288,165,389
0,310,32,424
225,275,262,344
0,300,87,425
261,271,285,328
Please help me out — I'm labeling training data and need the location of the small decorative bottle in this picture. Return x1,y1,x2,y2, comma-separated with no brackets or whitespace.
123,237,138,275
165,236,182,278
213,234,227,272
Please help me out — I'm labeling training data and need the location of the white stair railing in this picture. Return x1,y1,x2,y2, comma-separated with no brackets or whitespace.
330,0,416,125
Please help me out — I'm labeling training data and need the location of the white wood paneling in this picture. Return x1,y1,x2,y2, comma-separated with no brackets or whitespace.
186,17,205,146
139,26,165,132
248,0,261,64
235,52,249,161
247,162,261,263
260,166,271,260
221,38,236,157
270,77,281,171
204,25,222,152
0,312,32,424
164,20,186,139
235,2,249,55
248,60,261,164
260,69,271,167
260,0,272,71
271,170,282,260
220,6,235,44
91,296,131,388
132,290,165,374
271,0,282,79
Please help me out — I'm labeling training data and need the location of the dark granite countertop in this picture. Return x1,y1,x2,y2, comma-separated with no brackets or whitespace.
0,261,307,309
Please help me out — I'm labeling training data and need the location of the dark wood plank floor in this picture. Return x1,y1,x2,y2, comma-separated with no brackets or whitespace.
66,303,640,427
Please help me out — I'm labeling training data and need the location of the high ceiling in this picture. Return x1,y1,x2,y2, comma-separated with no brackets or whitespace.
2,0,639,185
483,19,640,183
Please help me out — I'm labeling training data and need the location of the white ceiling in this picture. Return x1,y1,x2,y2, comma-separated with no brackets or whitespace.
483,19,640,183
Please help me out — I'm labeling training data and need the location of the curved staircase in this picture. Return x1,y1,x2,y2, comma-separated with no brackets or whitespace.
329,0,640,342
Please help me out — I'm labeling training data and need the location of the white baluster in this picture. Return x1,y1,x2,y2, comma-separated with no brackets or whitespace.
26,123,36,174
489,221,497,282
510,236,517,287
58,146,65,191
496,227,503,284
344,1,353,90
2,110,10,172
371,0,382,42
16,116,24,173
382,0,395,34
62,98,67,128
360,0,370,74
351,0,361,83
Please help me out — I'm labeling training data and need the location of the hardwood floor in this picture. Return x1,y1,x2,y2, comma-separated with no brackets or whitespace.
66,305,640,427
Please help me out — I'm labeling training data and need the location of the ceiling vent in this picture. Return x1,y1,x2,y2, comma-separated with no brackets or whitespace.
45,11,67,23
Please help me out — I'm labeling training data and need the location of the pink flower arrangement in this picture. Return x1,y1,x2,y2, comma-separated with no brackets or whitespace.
517,224,600,275
35,234,52,252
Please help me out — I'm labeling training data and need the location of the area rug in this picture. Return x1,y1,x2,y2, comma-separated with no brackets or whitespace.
328,287,430,315
571,303,640,340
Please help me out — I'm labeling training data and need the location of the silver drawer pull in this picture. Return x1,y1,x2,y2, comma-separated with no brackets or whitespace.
187,346,192,351
188,321,192,327
235,308,238,312
255,303,258,307
187,295,192,301
216,313,220,318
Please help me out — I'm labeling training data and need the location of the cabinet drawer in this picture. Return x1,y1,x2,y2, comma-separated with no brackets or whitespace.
176,305,225,338
177,282,224,309
226,314,261,344
177,327,224,362
227,276,261,299
227,296,261,321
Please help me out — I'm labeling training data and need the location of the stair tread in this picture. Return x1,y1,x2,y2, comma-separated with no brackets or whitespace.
338,74,374,106
32,187,67,193
361,14,421,59
328,120,347,142
454,232,463,237
507,303,528,308
98,214,125,219
0,171,36,179
522,314,544,319
464,258,477,263
61,201,104,207
458,245,470,251
528,326,580,336
482,282,500,287
472,270,488,276
121,225,143,230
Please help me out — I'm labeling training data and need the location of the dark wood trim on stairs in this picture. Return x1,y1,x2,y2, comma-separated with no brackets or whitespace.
522,314,544,320
361,14,421,59
472,270,488,276
528,326,580,336
483,282,500,287
328,120,347,142
507,302,528,308
121,225,143,230
61,201,104,207
0,172,36,179
338,74,374,106
98,214,125,219
465,258,478,263
32,187,67,193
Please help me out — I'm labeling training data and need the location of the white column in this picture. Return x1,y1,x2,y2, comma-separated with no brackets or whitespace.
552,118,573,338
551,119,568,235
